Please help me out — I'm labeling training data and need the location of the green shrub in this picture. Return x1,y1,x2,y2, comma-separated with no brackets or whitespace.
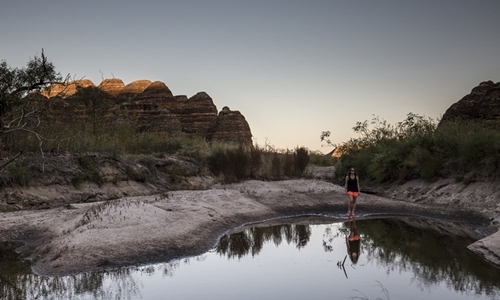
208,147,250,182
76,155,103,186
250,145,263,177
207,145,310,183
332,115,500,184
294,147,309,176
434,120,500,175
271,153,282,179
7,159,31,186
309,150,335,166
124,165,137,180
283,150,294,177
459,129,500,165
71,176,85,188
410,146,441,181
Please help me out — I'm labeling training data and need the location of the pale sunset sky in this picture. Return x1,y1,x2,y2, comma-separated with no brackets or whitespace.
1,0,499,152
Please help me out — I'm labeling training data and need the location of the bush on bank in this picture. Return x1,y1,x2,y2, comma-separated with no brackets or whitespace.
1,122,312,186
208,145,310,183
334,113,500,184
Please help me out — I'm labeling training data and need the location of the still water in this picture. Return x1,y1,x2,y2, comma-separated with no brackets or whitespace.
1,217,500,300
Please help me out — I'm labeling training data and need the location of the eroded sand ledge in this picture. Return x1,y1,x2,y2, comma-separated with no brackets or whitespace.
0,179,498,276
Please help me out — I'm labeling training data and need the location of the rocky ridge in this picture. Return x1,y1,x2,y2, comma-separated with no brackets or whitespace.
440,80,500,128
37,79,253,148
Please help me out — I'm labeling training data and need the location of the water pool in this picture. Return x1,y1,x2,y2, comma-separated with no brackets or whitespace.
1,217,499,300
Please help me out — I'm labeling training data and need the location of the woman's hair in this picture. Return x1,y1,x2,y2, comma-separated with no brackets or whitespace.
346,167,357,177
350,251,359,264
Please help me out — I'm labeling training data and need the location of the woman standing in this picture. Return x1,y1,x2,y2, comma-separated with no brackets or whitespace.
344,168,360,216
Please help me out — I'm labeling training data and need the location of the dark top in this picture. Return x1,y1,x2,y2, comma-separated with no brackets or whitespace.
348,237,360,253
346,175,359,192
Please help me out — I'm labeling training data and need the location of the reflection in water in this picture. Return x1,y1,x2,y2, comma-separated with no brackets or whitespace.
215,224,311,259
0,257,198,300
0,267,141,300
211,217,500,298
360,218,500,297
346,217,361,265
2,218,500,300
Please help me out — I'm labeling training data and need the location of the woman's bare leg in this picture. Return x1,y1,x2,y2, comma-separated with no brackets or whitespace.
347,194,354,214
351,196,358,214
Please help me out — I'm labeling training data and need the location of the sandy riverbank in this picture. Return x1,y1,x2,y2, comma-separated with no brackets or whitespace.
1,178,498,276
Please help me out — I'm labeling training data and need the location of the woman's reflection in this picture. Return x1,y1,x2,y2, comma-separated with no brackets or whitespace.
346,216,361,265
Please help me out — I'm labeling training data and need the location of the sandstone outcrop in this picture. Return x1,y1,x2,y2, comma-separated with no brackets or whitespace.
37,79,252,146
173,92,218,138
40,79,95,98
440,81,500,128
98,78,125,97
209,106,253,148
119,80,152,99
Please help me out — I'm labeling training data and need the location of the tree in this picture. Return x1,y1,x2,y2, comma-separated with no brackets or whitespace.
0,49,66,170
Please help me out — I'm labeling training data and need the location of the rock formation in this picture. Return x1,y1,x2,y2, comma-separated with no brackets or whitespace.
440,81,500,129
209,106,253,146
98,78,125,97
119,80,152,100
173,92,218,138
40,79,95,98
37,79,253,147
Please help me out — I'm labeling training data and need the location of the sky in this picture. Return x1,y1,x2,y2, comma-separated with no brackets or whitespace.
1,0,499,153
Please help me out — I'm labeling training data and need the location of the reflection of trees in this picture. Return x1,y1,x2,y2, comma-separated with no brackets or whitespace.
1,242,143,300
322,224,345,252
215,224,312,259
1,244,200,300
357,218,500,298
1,242,31,300
1,268,142,300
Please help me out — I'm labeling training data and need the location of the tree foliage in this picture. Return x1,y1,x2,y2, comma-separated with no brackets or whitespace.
331,113,436,157
0,50,65,170
324,113,500,184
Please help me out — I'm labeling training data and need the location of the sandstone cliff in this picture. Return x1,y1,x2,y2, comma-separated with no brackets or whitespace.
208,106,253,145
38,79,253,147
440,80,500,128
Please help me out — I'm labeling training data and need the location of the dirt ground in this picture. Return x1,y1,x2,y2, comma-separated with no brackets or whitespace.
1,175,499,276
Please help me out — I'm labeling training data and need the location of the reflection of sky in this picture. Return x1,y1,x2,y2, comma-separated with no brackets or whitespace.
136,230,341,300
5,220,498,299
119,223,499,300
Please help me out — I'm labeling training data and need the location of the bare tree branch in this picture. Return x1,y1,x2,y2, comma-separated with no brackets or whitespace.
0,151,22,171
1,50,70,170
